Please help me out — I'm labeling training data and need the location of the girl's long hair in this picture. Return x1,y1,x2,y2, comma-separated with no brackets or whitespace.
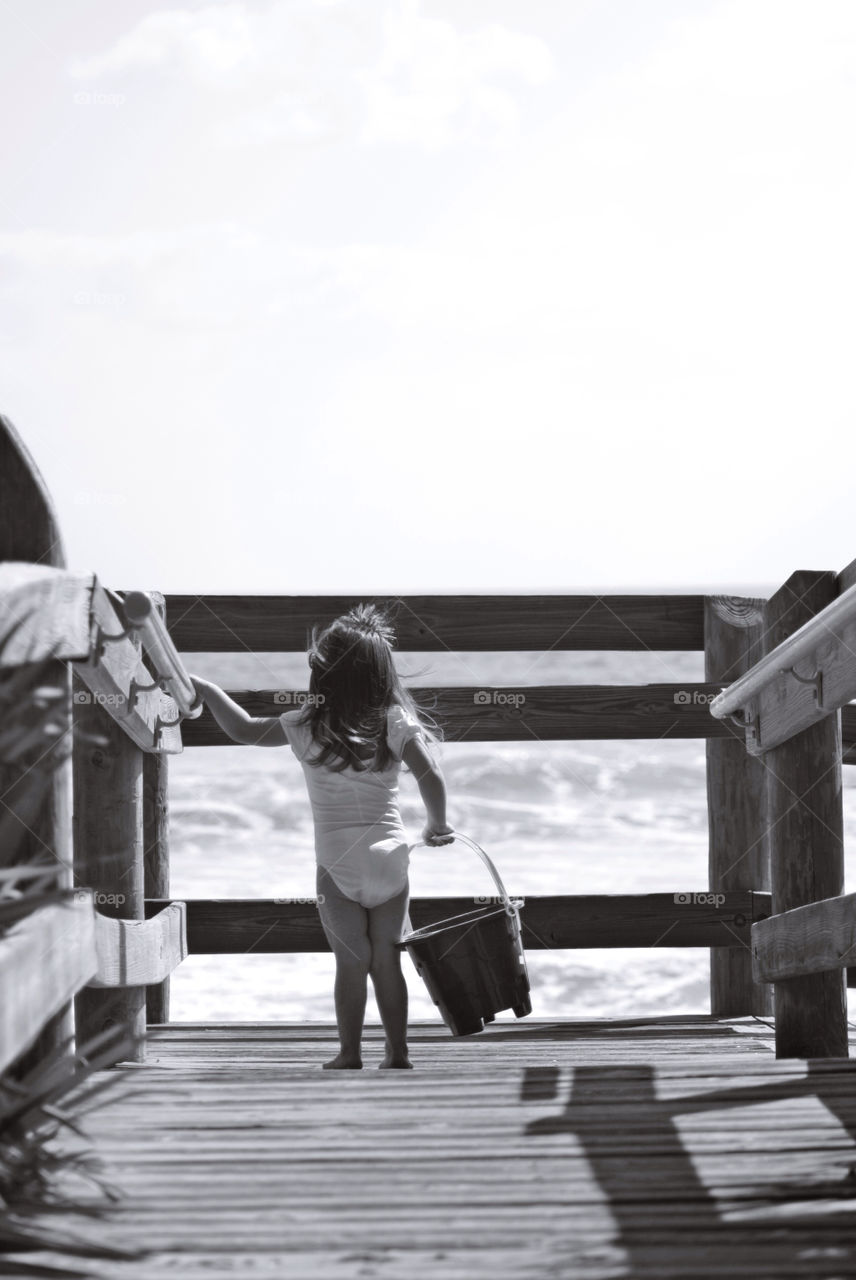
299,603,441,773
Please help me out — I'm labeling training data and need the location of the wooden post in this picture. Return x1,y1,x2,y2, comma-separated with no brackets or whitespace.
144,592,170,1025
764,571,847,1058
705,597,772,1017
0,414,74,1069
73,658,147,1062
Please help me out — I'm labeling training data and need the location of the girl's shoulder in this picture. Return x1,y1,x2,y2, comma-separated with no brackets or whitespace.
279,708,307,725
279,707,313,756
385,702,424,759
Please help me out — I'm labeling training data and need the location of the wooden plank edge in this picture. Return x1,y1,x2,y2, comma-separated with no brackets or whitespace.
752,891,856,982
0,892,97,1074
90,902,187,988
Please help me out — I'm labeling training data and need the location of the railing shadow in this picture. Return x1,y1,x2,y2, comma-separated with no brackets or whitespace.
521,1058,856,1277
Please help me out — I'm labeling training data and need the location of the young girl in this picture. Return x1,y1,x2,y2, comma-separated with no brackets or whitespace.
190,603,454,1070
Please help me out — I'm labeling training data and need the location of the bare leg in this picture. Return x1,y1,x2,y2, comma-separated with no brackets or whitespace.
368,882,413,1068
316,868,371,1068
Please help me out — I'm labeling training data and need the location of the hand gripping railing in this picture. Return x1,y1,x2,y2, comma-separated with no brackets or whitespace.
121,590,203,721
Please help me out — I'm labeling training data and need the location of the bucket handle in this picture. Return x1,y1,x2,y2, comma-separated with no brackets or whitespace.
411,831,523,918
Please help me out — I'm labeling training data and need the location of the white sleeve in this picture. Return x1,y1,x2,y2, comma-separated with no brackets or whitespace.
279,709,309,758
386,704,423,760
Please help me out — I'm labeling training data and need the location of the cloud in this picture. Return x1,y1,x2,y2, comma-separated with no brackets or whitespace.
67,0,554,149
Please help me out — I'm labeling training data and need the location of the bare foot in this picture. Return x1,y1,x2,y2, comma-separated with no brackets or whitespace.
322,1053,363,1070
379,1054,413,1069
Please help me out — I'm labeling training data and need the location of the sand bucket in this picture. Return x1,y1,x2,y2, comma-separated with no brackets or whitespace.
397,833,531,1036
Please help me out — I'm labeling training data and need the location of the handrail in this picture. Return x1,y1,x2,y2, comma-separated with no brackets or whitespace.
709,579,856,720
121,590,203,719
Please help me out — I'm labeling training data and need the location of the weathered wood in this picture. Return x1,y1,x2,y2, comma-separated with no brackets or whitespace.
0,562,93,665
836,554,856,596
73,663,147,1061
0,892,96,1074
843,705,856,762
0,413,74,1070
145,891,765,953
9,1017,856,1280
763,571,847,1058
122,590,201,717
752,891,856,982
159,593,706,652
73,580,183,754
90,903,186,987
144,592,172,1023
181,683,733,745
711,578,856,754
704,596,772,1017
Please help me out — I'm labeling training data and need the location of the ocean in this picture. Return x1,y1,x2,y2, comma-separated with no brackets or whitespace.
165,648,856,1025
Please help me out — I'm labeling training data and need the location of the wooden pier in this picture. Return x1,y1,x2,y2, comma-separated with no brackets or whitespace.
4,411,856,1277
10,1016,856,1278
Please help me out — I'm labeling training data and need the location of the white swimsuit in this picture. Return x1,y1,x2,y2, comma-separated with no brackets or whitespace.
280,703,423,909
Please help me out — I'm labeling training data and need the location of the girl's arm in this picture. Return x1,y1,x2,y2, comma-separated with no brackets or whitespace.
401,736,455,845
190,677,287,747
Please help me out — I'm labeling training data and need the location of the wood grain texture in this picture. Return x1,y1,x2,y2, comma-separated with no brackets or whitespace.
91,903,187,987
0,413,75,1071
180,683,733,745
746,591,856,753
73,581,183,754
705,596,772,1017
752,891,856,982
73,663,148,1060
762,571,847,1059
157,593,706,652
0,893,96,1073
836,555,856,596
144,892,767,953
144,592,172,1022
9,1017,856,1279
0,562,94,665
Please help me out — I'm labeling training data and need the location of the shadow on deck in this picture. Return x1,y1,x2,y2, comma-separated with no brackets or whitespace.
9,1015,856,1279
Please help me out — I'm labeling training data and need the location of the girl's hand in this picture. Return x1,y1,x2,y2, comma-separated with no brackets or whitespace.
422,823,455,846
189,675,208,703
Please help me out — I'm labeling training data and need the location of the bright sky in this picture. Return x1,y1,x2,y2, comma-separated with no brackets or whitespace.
1,0,854,595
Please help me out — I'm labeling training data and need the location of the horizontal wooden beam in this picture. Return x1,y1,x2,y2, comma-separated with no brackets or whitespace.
180,684,735,745
73,581,182,753
752,892,856,983
156,594,706,652
0,893,97,1074
710,572,856,754
90,902,187,988
0,562,93,666
146,891,768,953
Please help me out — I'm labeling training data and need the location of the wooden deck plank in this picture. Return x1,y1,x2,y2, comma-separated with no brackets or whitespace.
9,1017,856,1279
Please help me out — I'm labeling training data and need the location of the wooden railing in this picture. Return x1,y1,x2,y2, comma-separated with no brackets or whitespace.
2,408,855,1070
710,568,856,1058
0,559,191,1070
